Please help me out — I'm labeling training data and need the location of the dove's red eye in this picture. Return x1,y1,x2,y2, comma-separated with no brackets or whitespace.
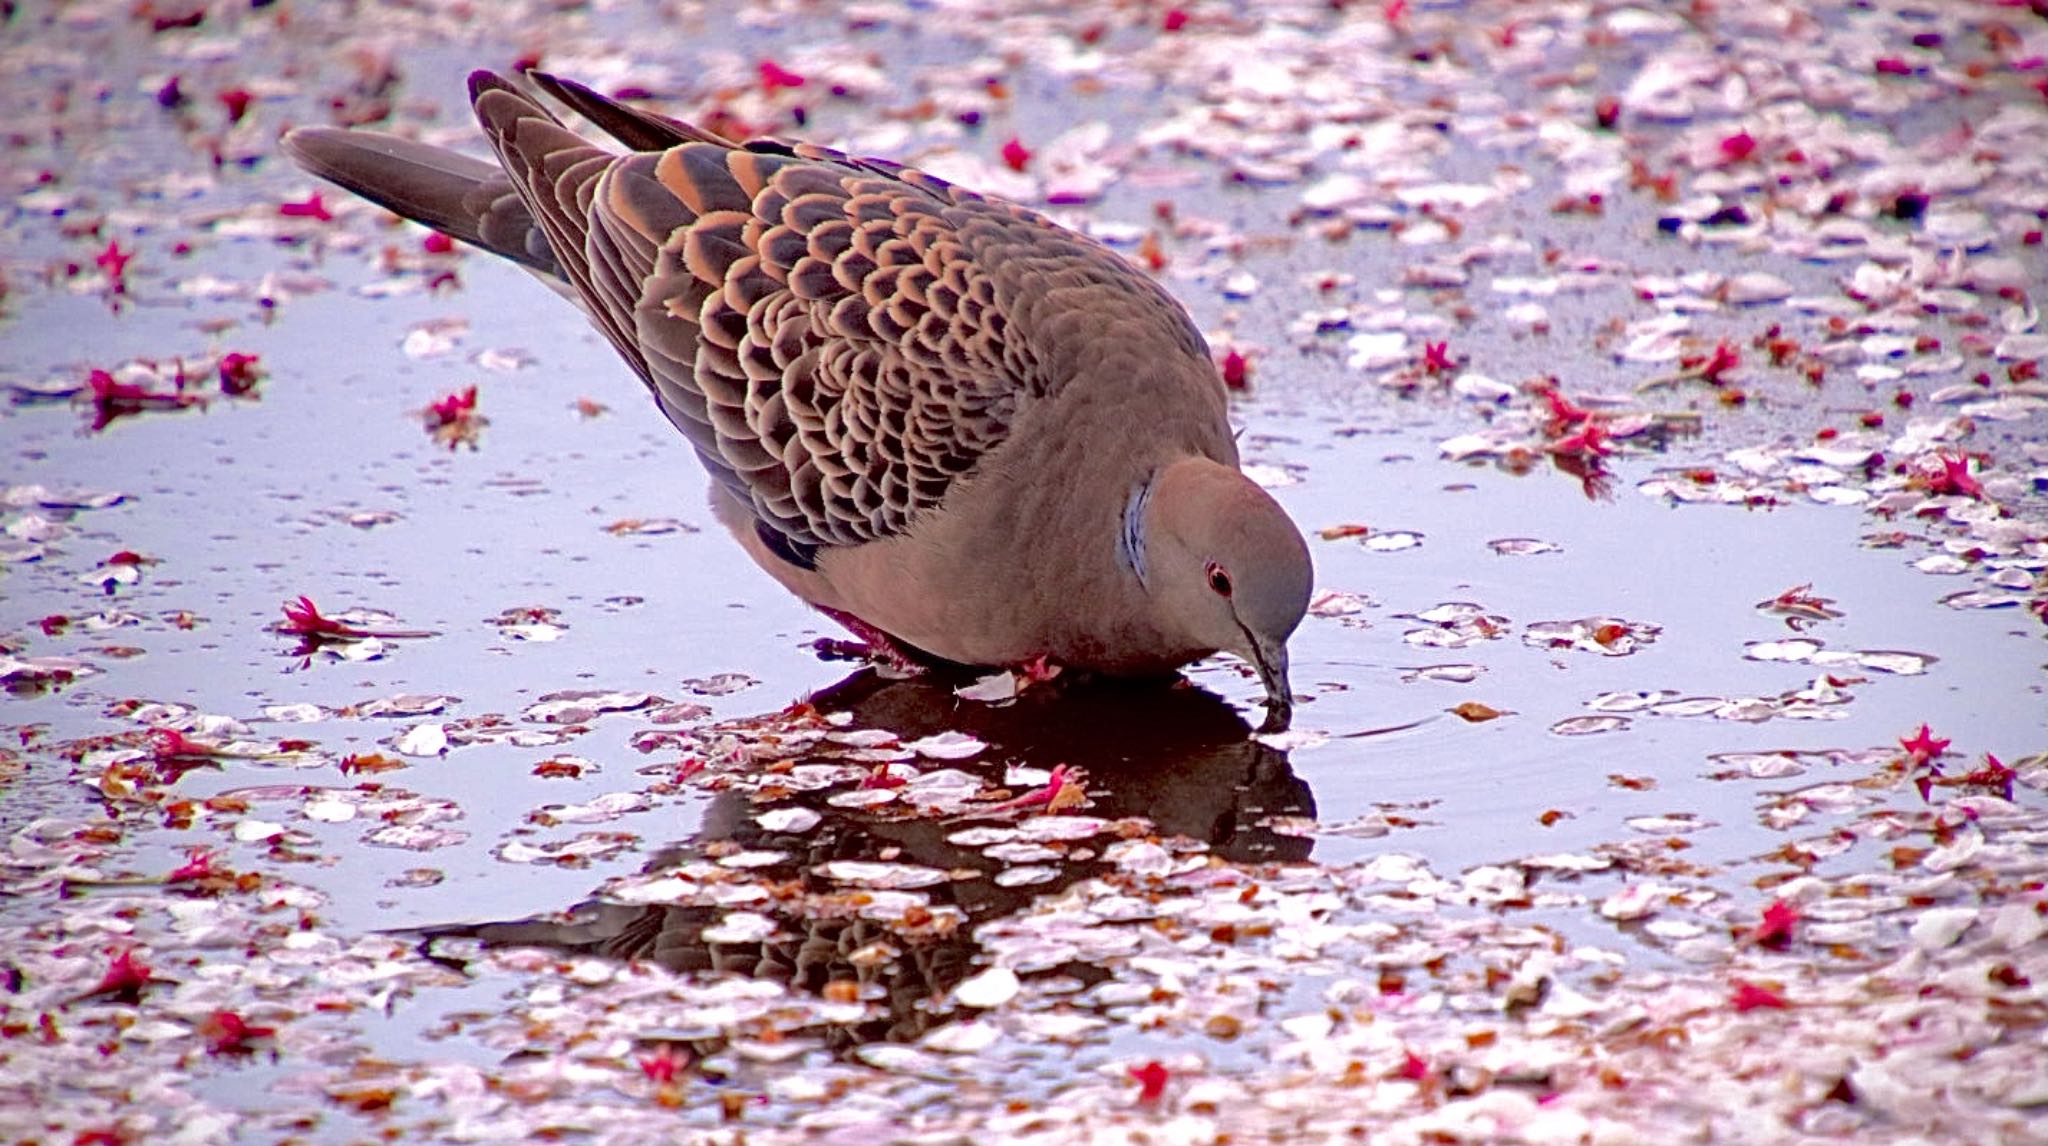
1206,562,1233,597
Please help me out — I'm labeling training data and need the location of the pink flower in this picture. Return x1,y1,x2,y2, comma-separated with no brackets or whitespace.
758,60,805,92
1129,1060,1169,1104
279,596,366,638
1534,382,1591,428
1954,753,2016,801
217,352,263,395
279,191,334,222
199,1010,276,1055
1750,900,1800,949
1730,980,1788,1012
1420,341,1454,375
1924,452,1983,499
426,385,478,425
218,88,254,123
638,1043,689,1084
1219,348,1251,390
82,368,203,429
83,949,156,1003
1684,339,1741,383
166,847,221,883
1548,420,1613,459
1899,723,1950,766
149,728,218,761
95,239,134,292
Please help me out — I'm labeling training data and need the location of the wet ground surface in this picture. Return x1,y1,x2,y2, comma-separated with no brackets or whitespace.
3,1,2047,1143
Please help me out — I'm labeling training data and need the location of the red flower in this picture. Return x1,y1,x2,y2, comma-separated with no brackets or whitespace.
1718,131,1758,163
426,385,478,425
275,597,431,642
1764,584,1841,628
1683,339,1741,384
1593,94,1621,130
422,232,456,255
421,385,487,448
1219,348,1251,390
279,191,334,222
199,1010,276,1055
1750,900,1800,949
1954,753,2016,802
95,240,134,292
82,368,203,429
1899,723,1950,766
165,847,221,883
1000,136,1032,173
1730,980,1788,1012
1397,1050,1430,1080
1924,452,1983,499
1162,8,1189,31
1874,57,1913,76
1026,764,1078,809
149,728,219,761
278,596,366,638
218,88,254,123
638,1043,689,1084
758,59,805,92
83,949,156,1003
1547,420,1613,459
1420,341,1454,375
1129,1060,1169,1105
978,764,1084,816
1535,383,1591,428
217,352,263,395
860,764,907,789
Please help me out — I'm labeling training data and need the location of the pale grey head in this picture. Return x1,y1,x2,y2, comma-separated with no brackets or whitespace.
1142,457,1313,731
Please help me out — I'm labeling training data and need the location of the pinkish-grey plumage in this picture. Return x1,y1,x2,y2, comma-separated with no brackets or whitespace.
284,70,1311,727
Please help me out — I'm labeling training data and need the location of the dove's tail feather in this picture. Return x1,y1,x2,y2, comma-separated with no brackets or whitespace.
280,126,561,277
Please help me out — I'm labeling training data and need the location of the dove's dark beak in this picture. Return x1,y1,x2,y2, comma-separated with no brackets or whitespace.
1249,640,1292,733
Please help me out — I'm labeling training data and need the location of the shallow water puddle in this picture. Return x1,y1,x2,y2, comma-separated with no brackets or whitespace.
3,1,2045,1142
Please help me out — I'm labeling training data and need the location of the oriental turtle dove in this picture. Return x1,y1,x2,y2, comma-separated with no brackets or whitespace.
284,70,1311,728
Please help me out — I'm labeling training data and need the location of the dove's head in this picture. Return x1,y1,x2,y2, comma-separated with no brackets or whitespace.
1144,456,1313,731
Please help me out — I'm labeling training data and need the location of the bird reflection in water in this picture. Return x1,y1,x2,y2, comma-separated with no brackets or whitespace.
412,669,1313,1057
